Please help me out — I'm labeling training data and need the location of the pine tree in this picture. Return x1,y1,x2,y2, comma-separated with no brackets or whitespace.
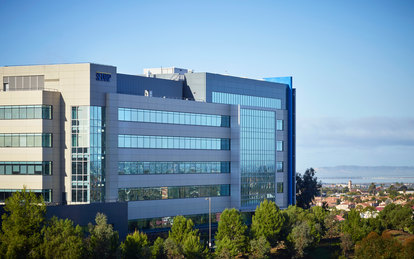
251,199,285,246
215,208,248,258
0,188,46,258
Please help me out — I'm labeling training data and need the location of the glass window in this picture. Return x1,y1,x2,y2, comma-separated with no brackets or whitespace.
117,108,230,128
277,182,284,193
277,120,283,130
277,162,283,172
12,107,19,119
212,92,281,109
118,184,230,201
27,107,34,119
277,141,283,151
4,107,12,119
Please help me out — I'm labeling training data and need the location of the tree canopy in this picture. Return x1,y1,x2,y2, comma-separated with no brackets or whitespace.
164,215,205,259
87,213,119,259
0,188,46,258
41,217,84,259
251,199,285,246
215,208,248,258
296,168,322,209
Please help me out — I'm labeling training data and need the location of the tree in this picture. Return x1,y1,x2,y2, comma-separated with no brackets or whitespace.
296,168,322,209
215,208,248,258
41,217,84,259
251,199,285,246
87,213,119,259
249,236,270,259
340,233,353,258
342,209,372,243
323,212,341,239
354,231,403,259
120,230,150,259
151,237,166,259
288,221,314,258
164,216,205,259
377,204,414,232
368,183,376,195
0,188,46,258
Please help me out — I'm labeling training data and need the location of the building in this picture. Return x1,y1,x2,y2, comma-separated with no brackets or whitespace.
0,63,295,231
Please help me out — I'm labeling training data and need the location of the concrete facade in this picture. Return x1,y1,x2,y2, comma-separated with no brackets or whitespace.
0,63,295,229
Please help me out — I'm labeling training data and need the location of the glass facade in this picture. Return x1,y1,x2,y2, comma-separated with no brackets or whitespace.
276,161,283,173
212,92,281,109
0,189,52,203
118,135,230,150
118,184,230,202
239,109,276,206
277,120,283,130
0,133,52,147
118,161,230,175
212,91,282,208
118,108,230,127
0,161,52,175
128,212,221,232
277,141,283,151
0,105,52,120
71,106,105,203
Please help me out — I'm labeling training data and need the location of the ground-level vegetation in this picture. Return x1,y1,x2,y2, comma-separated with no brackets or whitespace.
1,188,413,258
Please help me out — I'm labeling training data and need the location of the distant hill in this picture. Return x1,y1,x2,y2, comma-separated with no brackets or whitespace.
313,166,414,184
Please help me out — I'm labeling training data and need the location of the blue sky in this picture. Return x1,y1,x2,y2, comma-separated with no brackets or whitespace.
1,0,413,171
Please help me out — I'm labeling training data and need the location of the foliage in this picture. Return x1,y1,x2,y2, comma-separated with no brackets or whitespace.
120,230,150,259
181,234,205,259
323,212,341,238
288,221,314,258
164,238,182,259
41,217,84,259
296,168,322,209
354,231,404,259
403,236,414,258
215,208,248,258
340,233,353,257
377,204,414,232
151,237,166,259
164,216,205,259
87,213,119,259
251,199,285,246
341,209,373,243
248,236,270,259
368,182,376,195
0,188,46,258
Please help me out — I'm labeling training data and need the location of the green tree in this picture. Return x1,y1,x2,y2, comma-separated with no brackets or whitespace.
251,199,285,246
288,221,314,258
249,236,270,259
87,213,119,259
340,233,353,258
151,237,166,259
164,216,205,259
41,217,84,259
120,230,150,259
296,168,322,209
342,209,372,243
323,212,341,238
368,182,376,195
0,188,46,258
378,204,414,232
215,208,248,258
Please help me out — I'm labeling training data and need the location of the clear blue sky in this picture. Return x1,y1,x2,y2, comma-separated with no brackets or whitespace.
1,0,413,171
